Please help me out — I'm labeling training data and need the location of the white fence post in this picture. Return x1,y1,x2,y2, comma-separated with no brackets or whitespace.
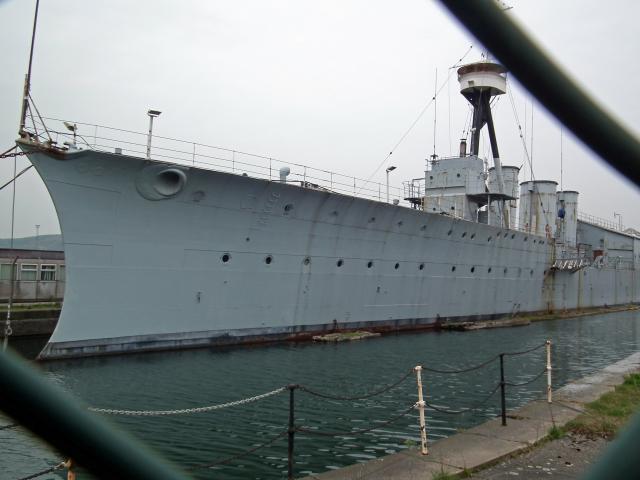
414,365,428,455
546,339,552,403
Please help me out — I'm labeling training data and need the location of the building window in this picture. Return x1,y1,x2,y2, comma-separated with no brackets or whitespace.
0,264,17,280
20,264,38,281
40,264,57,281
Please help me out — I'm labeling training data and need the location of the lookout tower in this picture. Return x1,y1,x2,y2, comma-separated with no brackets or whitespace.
457,62,511,227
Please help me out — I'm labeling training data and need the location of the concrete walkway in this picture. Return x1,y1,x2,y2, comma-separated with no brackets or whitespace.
304,352,640,480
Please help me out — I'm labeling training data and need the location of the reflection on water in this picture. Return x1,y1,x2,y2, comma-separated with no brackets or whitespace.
3,310,640,479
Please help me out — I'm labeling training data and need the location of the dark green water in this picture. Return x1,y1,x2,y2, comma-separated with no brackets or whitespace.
2,310,640,479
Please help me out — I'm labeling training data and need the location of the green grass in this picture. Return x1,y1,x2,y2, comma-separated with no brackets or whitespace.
432,472,457,480
0,302,61,312
564,373,640,438
547,425,565,439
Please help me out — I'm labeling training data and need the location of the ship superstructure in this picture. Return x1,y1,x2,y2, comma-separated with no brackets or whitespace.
13,60,640,359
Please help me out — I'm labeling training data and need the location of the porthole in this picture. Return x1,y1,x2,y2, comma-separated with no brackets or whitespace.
503,267,508,275
265,255,273,265
488,267,492,273
450,206,455,211
303,257,311,266
524,237,528,242
331,210,339,217
487,236,492,242
447,230,453,236
504,233,509,238
367,261,374,268
283,203,294,213
221,253,231,263
369,217,376,223
245,237,251,242
530,269,534,276
451,266,456,272
543,270,547,275
470,233,476,239
432,208,437,211
397,221,403,227
394,262,400,270
420,225,427,231
456,173,461,178
470,266,475,273
419,263,425,270
511,234,516,239
429,176,434,180
337,259,344,267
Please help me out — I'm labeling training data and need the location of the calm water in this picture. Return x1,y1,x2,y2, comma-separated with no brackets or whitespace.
2,310,640,479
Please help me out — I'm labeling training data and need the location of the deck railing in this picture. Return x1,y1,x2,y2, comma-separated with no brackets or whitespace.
21,118,633,241
577,211,625,232
24,116,406,206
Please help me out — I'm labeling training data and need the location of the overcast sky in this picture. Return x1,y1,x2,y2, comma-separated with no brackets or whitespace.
0,0,638,239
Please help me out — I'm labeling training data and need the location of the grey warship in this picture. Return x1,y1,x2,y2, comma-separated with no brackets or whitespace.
17,61,640,359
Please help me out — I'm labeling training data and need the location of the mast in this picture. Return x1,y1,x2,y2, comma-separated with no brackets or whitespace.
457,61,509,227
19,0,41,137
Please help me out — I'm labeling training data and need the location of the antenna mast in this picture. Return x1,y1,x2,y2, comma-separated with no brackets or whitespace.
19,0,41,137
432,68,438,161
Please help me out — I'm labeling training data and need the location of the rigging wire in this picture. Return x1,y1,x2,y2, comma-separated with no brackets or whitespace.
0,165,33,192
507,85,550,221
3,150,17,352
507,85,535,178
560,127,564,191
447,69,452,156
432,67,438,159
357,44,473,193
461,105,473,140
530,101,534,181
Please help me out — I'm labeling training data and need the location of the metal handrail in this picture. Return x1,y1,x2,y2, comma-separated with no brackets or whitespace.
29,117,406,205
578,211,624,232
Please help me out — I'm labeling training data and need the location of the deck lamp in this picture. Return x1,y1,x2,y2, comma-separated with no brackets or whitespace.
146,109,162,160
386,166,397,203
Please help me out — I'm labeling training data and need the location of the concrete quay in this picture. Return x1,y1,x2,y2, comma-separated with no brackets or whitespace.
304,352,640,480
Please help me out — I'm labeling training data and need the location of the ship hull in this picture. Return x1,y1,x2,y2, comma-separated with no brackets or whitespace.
18,142,639,359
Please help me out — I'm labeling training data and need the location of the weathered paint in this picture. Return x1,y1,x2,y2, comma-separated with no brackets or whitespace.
17,142,640,360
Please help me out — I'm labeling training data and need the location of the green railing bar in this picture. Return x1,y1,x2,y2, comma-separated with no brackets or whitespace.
581,411,640,480
438,0,640,188
0,348,187,480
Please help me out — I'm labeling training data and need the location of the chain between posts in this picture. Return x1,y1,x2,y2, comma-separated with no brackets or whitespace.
39,340,551,476
16,461,66,480
89,386,286,416
185,431,288,471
